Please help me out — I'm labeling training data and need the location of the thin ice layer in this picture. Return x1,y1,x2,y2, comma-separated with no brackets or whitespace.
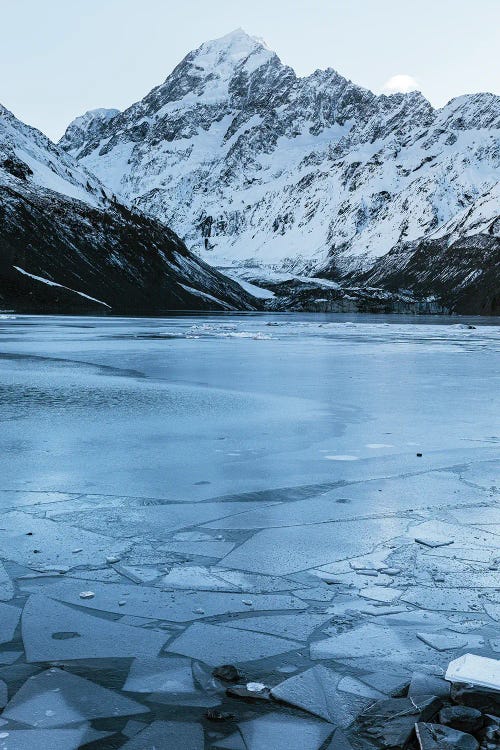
21,595,166,661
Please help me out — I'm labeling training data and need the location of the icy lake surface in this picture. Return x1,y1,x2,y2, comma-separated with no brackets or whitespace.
0,313,498,749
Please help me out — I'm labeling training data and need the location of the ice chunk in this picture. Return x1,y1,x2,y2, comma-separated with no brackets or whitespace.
167,622,301,665
123,657,195,694
270,666,372,725
120,720,203,749
2,668,148,726
359,587,403,603
20,578,305,620
225,613,332,641
220,517,409,575
160,566,238,590
310,622,425,663
0,512,129,568
0,727,88,750
0,604,20,645
21,595,166,661
401,587,485,612
416,631,484,652
159,540,235,557
445,653,500,691
238,713,333,750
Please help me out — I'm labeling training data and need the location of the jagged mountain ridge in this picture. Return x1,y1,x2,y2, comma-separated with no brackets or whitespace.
0,103,256,313
60,29,500,281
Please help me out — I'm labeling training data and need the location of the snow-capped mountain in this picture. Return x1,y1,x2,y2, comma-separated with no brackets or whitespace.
60,29,500,284
0,104,256,313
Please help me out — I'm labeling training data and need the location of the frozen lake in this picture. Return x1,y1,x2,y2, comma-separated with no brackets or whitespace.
0,313,498,749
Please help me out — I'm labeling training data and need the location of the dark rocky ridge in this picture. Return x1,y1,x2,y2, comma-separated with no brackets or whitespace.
0,177,257,314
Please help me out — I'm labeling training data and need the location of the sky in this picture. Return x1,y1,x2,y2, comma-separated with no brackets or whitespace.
1,0,499,141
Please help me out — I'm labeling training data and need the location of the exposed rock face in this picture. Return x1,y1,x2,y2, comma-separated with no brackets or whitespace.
0,104,255,313
59,29,500,299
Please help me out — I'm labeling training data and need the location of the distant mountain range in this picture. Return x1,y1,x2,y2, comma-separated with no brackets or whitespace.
1,30,498,314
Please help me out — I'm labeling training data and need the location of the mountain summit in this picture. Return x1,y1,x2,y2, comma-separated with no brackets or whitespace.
59,31,500,311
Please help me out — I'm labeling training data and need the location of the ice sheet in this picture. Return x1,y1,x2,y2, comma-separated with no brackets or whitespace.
167,622,302,664
2,668,148,726
0,604,20,645
238,713,334,750
21,595,166,661
120,720,204,749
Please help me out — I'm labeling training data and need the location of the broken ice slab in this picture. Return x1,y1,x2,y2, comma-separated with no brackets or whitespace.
409,520,499,552
123,657,196,694
357,670,410,697
220,516,410,575
167,622,302,665
0,511,130,568
238,713,334,750
416,631,485,652
51,500,280,539
0,604,20,646
158,540,236,558
120,720,204,750
20,578,305,621
2,668,148,727
359,586,403,603
225,613,332,641
293,586,337,602
409,671,451,699
0,727,88,750
445,653,500,691
311,622,428,663
0,563,14,602
415,722,479,750
0,652,22,666
270,665,375,725
160,566,240,590
203,471,485,531
401,587,486,612
22,595,166,661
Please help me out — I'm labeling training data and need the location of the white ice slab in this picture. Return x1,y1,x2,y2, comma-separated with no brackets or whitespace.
311,623,423,662
167,622,301,665
270,666,373,725
120,720,203,749
225,613,332,641
445,653,500,691
52,501,279,539
238,713,333,750
0,727,88,750
416,631,484,652
21,595,166,662
220,517,409,575
20,579,305,621
2,668,148,727
401,587,486,612
159,540,235,557
0,512,129,568
0,604,20,645
123,657,195,694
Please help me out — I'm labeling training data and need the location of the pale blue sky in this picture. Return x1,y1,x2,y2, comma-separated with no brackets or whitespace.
1,0,499,141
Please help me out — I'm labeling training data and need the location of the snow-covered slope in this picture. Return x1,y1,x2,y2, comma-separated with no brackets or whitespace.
60,29,500,279
0,104,256,313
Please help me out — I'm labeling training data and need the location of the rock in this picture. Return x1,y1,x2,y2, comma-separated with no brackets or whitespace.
205,709,235,722
415,722,479,749
359,696,442,748
212,665,241,683
451,685,500,716
439,706,483,734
